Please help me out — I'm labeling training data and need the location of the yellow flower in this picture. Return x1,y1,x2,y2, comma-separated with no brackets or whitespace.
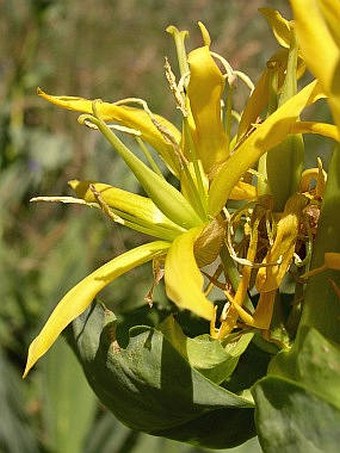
24,19,337,377
290,0,340,131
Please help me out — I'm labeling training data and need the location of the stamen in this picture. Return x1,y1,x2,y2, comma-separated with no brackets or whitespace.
210,51,255,94
225,209,282,269
107,124,141,136
164,57,187,117
114,97,188,168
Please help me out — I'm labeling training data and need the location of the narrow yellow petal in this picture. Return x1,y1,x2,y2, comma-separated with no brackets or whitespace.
290,121,339,141
37,88,181,174
224,291,275,330
291,0,339,89
238,49,306,140
23,241,170,377
187,46,228,172
166,25,189,77
164,227,215,320
251,291,276,330
229,181,256,200
197,21,211,46
291,0,340,130
259,8,292,48
208,79,323,216
256,195,307,292
69,180,185,238
237,66,272,141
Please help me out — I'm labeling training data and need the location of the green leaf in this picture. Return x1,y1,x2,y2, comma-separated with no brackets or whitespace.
65,303,256,449
252,327,340,452
254,377,340,453
42,338,97,453
0,349,38,453
159,315,253,385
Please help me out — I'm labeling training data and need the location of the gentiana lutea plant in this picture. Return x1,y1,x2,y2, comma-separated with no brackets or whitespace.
24,4,340,450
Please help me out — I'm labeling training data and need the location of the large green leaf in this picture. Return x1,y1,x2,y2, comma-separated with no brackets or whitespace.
253,327,340,452
42,338,97,453
65,303,256,449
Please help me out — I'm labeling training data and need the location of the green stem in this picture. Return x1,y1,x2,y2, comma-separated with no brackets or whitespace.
300,147,340,343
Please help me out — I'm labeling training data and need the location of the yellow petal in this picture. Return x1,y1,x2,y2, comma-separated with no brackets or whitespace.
229,181,256,200
256,195,307,292
197,21,211,46
238,49,306,140
259,8,292,48
291,0,340,130
166,25,189,77
164,227,215,320
208,79,323,216
69,180,184,240
23,241,170,377
251,291,276,330
227,291,276,330
291,121,339,141
318,0,340,44
186,46,228,172
37,88,181,175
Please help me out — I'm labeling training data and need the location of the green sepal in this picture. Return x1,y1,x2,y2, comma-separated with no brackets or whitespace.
64,303,256,449
266,28,304,211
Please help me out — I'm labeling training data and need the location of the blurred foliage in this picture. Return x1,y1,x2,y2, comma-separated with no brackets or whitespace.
0,0,331,452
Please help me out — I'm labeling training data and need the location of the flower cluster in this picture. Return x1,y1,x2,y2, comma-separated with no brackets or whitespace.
24,6,339,378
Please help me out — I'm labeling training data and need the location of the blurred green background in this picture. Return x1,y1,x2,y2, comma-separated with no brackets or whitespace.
1,1,330,452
